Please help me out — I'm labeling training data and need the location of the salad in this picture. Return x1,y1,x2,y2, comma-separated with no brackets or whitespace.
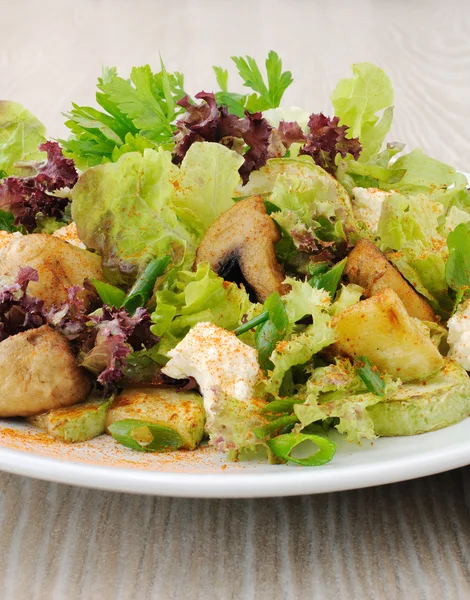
1,51,470,467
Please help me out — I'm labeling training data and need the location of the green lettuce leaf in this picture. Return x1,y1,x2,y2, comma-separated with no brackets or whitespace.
240,156,357,260
382,148,468,194
331,63,394,162
265,296,335,395
172,142,243,234
71,148,196,285
375,191,454,313
336,147,467,197
446,222,470,309
387,249,451,314
329,283,363,315
294,359,395,443
263,106,310,130
0,101,46,175
150,262,255,358
209,395,269,458
377,192,445,252
281,277,331,334
443,206,470,235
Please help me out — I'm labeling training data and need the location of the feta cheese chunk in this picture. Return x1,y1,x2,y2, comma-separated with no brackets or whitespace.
52,222,86,249
162,322,261,417
352,187,392,232
448,302,470,370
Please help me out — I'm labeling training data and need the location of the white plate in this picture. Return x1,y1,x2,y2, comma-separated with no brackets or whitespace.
2,172,470,498
1,416,470,497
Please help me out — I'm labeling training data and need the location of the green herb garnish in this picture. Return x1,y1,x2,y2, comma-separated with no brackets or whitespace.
356,356,386,397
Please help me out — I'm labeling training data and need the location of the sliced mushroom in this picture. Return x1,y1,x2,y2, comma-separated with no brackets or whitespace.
0,233,102,309
0,325,92,417
344,239,436,322
195,196,288,302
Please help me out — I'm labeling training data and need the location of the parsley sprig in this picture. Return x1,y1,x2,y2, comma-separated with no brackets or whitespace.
213,50,293,117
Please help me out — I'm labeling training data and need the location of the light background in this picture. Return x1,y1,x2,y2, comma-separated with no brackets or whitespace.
2,1,470,598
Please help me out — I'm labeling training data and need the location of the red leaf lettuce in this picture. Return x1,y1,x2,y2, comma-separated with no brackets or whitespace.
0,141,78,232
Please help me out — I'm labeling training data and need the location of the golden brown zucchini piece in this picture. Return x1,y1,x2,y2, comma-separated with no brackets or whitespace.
106,387,205,450
29,393,111,442
331,289,443,381
0,325,92,417
195,196,288,302
345,239,436,321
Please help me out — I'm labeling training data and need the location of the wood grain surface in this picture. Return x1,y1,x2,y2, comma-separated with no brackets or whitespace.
1,0,470,598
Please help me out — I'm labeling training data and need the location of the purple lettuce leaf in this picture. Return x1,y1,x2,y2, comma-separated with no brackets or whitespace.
45,285,91,341
298,113,362,174
0,266,47,341
277,121,306,149
80,306,159,385
173,92,273,184
0,141,78,232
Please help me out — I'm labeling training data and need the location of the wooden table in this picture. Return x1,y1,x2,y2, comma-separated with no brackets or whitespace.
2,0,470,597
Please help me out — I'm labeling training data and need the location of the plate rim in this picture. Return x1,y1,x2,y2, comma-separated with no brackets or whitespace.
1,429,470,497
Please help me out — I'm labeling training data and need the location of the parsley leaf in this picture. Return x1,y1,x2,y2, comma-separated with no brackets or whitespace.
213,51,293,116
232,50,293,110
61,61,187,168
213,66,229,92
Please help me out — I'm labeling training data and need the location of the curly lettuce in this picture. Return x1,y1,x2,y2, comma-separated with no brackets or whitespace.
151,262,254,359
331,62,394,162
240,157,357,265
264,287,335,395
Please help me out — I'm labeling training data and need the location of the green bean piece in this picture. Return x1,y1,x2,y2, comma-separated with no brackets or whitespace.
253,414,300,438
356,356,386,397
309,258,347,299
123,255,171,314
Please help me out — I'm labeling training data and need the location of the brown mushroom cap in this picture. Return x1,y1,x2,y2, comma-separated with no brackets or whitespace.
195,196,289,302
0,233,102,309
0,325,92,417
344,238,436,322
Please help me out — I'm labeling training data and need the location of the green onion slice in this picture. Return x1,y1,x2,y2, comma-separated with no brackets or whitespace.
261,397,299,418
267,432,336,466
233,311,269,336
108,419,183,452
